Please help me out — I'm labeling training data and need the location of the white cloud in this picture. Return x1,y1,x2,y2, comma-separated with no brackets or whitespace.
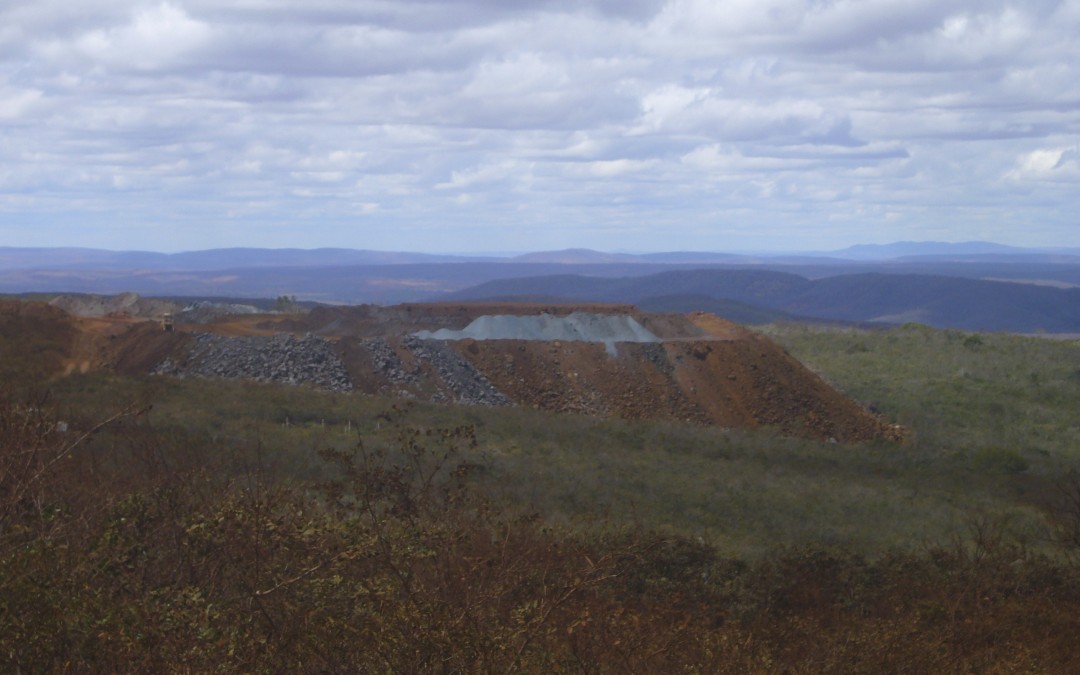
681,144,809,173
0,0,1078,250
564,158,658,178
47,3,212,71
0,86,43,120
636,85,858,146
1008,147,1080,182
436,160,529,190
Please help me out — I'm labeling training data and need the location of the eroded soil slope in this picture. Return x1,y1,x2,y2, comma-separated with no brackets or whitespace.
330,326,897,441
0,300,79,383
322,306,900,442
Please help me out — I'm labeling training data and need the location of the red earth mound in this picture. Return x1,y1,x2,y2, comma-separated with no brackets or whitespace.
331,333,899,442
316,304,902,442
6,300,904,442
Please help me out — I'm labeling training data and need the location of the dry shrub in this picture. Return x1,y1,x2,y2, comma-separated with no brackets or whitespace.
3,395,1080,672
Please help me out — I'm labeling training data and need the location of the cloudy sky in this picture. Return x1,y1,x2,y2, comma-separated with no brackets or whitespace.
1,0,1078,253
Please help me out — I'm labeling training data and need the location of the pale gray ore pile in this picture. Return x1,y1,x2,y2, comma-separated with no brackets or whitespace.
175,301,261,324
155,333,352,392
414,312,660,357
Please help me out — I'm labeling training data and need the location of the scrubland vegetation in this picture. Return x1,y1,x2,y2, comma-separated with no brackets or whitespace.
3,322,1080,670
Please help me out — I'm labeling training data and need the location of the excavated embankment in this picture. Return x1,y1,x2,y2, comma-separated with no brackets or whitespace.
52,301,902,442
333,332,899,442
329,309,901,442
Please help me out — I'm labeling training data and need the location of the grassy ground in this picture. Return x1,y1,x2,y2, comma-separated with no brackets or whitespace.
759,323,1080,463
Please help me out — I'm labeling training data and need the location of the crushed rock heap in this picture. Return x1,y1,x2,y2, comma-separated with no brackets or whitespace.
155,332,352,392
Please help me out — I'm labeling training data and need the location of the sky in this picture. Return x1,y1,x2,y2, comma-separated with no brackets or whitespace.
1,0,1078,253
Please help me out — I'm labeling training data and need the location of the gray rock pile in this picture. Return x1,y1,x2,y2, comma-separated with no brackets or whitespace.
156,333,352,392
641,342,673,374
361,337,419,385
404,336,510,406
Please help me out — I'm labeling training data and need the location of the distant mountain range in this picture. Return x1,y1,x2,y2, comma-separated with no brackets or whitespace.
829,241,1080,262
4,241,1079,271
445,269,1080,333
0,247,492,271
2,243,1078,332
831,241,1022,260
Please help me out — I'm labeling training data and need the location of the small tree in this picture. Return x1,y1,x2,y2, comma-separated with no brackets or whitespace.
274,295,299,313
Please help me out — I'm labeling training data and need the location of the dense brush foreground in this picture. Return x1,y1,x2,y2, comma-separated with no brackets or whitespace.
3,396,1080,672
3,305,1080,670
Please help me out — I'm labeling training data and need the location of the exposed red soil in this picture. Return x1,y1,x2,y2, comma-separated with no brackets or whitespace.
686,311,751,340
0,305,187,380
103,322,194,376
0,300,80,383
441,336,900,442
4,299,904,442
317,304,901,442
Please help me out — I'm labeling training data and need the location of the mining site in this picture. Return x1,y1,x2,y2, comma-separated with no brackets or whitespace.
11,295,904,442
